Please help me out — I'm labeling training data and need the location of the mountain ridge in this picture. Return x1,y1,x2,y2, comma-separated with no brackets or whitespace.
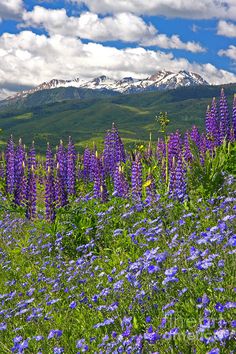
1,70,209,108
0,82,236,153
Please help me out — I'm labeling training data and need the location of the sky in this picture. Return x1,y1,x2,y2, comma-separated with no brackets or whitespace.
0,0,236,99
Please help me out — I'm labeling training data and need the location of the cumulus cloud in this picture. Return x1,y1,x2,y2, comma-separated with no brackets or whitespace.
21,6,205,52
218,45,236,61
22,7,157,42
217,20,236,38
0,88,18,100
71,0,236,20
0,0,24,20
141,35,204,53
0,30,235,95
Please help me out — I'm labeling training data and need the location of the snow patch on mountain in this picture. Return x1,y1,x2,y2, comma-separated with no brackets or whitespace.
4,70,209,102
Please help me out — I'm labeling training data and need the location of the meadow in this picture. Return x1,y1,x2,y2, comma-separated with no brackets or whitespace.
1,83,236,152
0,89,236,353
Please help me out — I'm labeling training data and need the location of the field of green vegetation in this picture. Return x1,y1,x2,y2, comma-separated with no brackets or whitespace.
0,84,236,152
0,90,236,353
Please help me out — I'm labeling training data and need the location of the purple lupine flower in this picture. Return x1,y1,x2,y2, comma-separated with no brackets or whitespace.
205,105,211,137
5,135,15,194
67,136,76,195
103,123,125,176
183,130,192,163
56,140,67,183
168,154,187,201
103,129,115,176
131,154,142,202
14,139,25,176
210,97,220,145
174,155,186,201
28,141,36,169
232,94,236,141
93,152,108,202
55,162,68,208
14,140,26,206
14,161,27,206
89,151,98,182
100,182,108,203
205,99,219,148
190,125,201,150
83,147,92,181
168,130,182,170
45,166,55,222
219,88,230,143
205,105,214,152
46,142,54,171
113,163,129,198
26,165,37,220
168,156,176,197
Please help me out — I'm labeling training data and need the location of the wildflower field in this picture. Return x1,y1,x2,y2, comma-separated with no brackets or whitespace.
0,89,236,354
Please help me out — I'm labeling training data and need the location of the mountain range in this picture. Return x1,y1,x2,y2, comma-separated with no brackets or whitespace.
0,82,236,153
1,70,208,109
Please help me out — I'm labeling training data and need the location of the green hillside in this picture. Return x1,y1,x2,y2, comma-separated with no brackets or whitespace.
0,83,236,152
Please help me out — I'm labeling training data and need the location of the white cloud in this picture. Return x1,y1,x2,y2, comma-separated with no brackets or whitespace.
0,88,17,100
71,0,236,20
141,35,205,53
217,20,236,38
0,30,235,94
191,24,201,33
22,7,156,42
21,6,205,52
218,45,236,61
0,0,24,20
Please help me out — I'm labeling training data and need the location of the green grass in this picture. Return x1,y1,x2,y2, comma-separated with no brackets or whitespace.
12,112,33,120
0,83,236,152
0,141,236,353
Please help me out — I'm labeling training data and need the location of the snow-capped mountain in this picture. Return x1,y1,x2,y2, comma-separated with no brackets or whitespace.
3,70,209,104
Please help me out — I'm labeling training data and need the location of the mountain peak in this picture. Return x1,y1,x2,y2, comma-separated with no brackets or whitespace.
92,75,108,84
2,70,209,104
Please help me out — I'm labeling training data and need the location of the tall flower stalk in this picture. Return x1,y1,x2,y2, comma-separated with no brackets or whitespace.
26,165,37,220
67,136,76,195
103,123,125,177
156,112,170,189
113,164,129,198
131,154,142,202
45,166,55,222
5,135,15,194
219,88,230,143
232,94,236,141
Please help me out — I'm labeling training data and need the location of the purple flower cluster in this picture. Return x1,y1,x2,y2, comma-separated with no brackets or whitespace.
0,170,235,353
103,123,126,176
1,90,235,222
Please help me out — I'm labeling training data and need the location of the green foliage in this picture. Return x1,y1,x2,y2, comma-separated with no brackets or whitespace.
224,142,236,175
0,83,235,152
55,201,98,256
187,141,236,198
1,180,235,353
156,111,170,133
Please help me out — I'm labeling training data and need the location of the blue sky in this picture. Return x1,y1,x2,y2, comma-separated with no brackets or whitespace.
0,0,236,98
